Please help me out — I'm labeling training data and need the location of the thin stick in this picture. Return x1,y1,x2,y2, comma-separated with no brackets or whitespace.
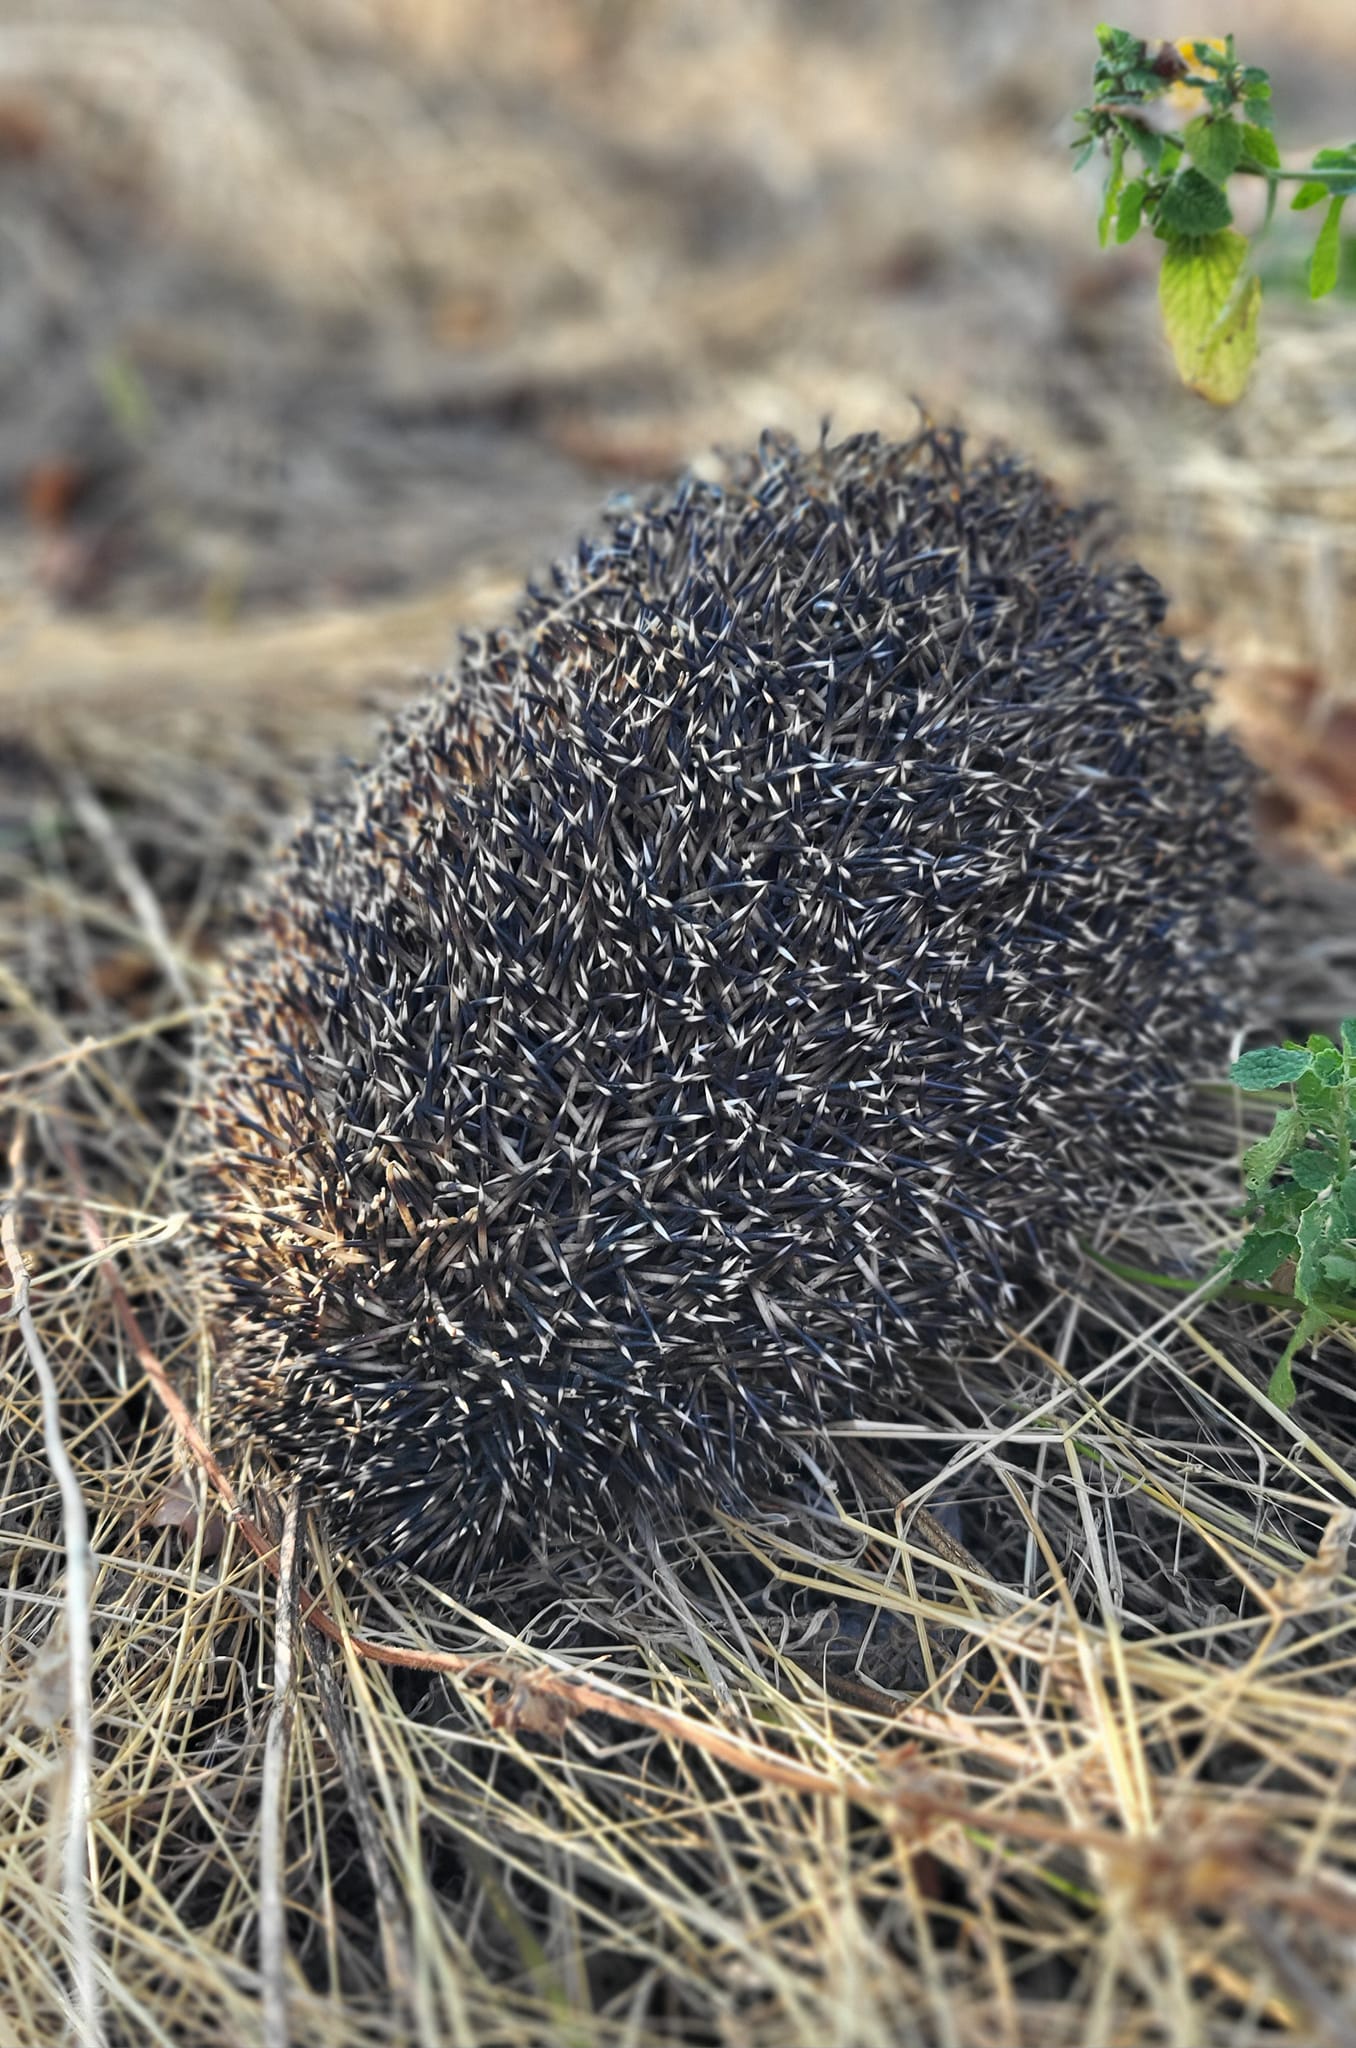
63,774,196,1006
2,1116,107,2048
0,1013,202,1091
259,1490,301,2048
310,1650,415,2011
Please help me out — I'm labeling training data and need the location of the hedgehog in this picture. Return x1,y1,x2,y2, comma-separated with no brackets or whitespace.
195,427,1256,1588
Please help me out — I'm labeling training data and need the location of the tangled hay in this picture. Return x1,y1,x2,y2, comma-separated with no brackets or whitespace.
3,2,1356,2039
3,596,1356,2048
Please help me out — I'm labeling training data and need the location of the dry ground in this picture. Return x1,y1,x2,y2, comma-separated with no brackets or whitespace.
5,4,1356,2044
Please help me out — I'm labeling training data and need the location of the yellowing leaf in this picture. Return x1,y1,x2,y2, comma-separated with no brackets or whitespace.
1310,194,1347,298
1158,229,1261,404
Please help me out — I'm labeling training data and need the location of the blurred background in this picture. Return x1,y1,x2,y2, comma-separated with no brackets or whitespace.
3,0,1355,857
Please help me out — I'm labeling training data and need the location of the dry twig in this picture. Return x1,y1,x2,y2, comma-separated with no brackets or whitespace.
2,1116,106,2048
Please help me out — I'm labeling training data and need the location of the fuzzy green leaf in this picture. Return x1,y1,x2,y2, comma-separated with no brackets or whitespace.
1253,1182,1316,1235
1341,1019,1356,1058
1230,1044,1314,1091
1097,27,1145,67
1230,1230,1296,1285
1242,1107,1307,1193
1310,196,1347,299
1240,123,1280,170
1185,116,1242,185
1266,1355,1298,1409
1099,134,1127,249
1292,180,1331,212
1116,180,1147,243
1157,167,1234,237
1289,1149,1336,1192
1297,1067,1337,1121
1295,1199,1337,1306
1321,1252,1356,1290
1267,1302,1330,1410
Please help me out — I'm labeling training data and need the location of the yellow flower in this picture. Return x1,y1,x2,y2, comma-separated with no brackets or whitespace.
1142,37,1230,133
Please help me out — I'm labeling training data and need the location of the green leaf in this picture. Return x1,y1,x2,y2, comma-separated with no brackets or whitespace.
1230,1044,1314,1091
1289,1149,1336,1192
1186,38,1230,75
1297,1067,1336,1119
1266,1355,1298,1408
1293,181,1331,212
1185,116,1242,185
1263,175,1280,233
1252,1182,1317,1237
1266,1301,1329,1410
1312,146,1356,196
1340,1171,1356,1224
1099,133,1127,249
1157,167,1234,237
1312,1043,1345,1085
1158,230,1261,404
1240,123,1280,171
1341,1019,1356,1058
1097,27,1145,67
1097,137,1130,248
1116,179,1147,243
1310,196,1347,299
1229,1230,1296,1285
1242,1106,1307,1193
1295,1199,1335,1306
1321,1252,1356,1290
1123,67,1163,98
1240,68,1271,102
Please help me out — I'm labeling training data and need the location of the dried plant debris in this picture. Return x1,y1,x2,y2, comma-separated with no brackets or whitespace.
2,643,1354,2048
194,428,1258,1587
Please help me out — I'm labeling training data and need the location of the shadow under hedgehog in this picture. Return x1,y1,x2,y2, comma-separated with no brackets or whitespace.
194,427,1257,1589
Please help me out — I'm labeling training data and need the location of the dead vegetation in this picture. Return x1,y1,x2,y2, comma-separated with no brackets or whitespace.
4,3,1356,2044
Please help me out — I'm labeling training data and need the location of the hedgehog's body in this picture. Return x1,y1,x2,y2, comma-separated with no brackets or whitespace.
198,430,1255,1584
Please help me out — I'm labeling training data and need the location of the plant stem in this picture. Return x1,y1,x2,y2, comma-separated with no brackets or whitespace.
1080,1245,1356,1323
1234,167,1348,184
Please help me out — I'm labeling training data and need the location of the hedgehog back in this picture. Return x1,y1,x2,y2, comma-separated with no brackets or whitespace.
198,431,1255,1583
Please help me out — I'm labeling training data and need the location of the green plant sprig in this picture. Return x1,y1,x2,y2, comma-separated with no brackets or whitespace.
1224,1023,1356,1409
1073,27,1356,402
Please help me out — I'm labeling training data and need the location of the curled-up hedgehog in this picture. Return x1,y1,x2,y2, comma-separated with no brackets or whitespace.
195,428,1256,1587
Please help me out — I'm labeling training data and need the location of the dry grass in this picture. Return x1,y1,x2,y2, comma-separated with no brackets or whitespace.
3,641,1356,2048
4,0,1356,667
5,3,1356,2043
